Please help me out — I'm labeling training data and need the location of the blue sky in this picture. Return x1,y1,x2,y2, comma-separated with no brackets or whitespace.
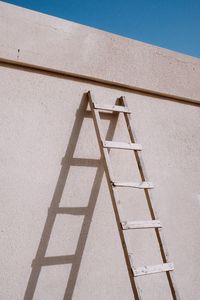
2,0,200,58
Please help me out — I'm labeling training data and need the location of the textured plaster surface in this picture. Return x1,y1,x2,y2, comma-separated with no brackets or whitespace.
0,2,200,300
0,63,200,300
0,1,200,103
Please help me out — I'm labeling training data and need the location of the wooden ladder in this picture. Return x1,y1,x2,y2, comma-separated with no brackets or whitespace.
87,91,180,300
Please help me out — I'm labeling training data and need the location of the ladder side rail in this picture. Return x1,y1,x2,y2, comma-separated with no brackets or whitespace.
87,91,142,300
120,96,181,300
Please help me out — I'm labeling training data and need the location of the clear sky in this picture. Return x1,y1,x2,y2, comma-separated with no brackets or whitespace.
2,0,200,58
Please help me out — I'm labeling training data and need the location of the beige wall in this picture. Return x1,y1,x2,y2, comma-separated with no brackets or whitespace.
0,2,200,300
1,1,200,103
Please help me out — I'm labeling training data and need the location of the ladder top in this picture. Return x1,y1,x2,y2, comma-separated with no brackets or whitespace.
93,103,131,113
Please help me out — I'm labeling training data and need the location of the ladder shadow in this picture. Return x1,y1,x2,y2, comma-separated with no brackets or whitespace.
24,93,119,300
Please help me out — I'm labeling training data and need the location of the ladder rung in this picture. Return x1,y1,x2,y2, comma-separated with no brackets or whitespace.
94,103,131,113
103,141,142,151
112,181,154,189
121,220,162,230
132,263,174,277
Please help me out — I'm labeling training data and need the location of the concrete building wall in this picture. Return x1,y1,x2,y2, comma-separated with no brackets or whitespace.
0,2,200,300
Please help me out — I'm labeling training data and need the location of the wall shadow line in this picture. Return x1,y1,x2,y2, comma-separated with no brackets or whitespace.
24,93,119,300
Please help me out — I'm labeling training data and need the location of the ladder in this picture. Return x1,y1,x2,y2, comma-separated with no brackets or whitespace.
87,91,180,300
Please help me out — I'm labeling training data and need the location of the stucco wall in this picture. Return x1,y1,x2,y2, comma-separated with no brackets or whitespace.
1,1,200,103
0,2,200,300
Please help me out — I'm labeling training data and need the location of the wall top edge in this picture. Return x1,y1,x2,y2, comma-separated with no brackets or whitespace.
0,1,200,103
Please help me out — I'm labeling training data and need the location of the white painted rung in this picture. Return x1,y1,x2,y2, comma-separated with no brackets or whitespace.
132,263,174,277
94,103,131,113
112,181,154,189
121,220,162,230
103,141,142,151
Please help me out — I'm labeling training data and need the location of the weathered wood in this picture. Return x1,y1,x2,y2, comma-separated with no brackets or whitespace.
88,92,142,300
121,220,162,230
103,140,142,150
113,181,154,189
88,92,180,300
120,96,180,299
94,103,131,113
133,263,174,277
